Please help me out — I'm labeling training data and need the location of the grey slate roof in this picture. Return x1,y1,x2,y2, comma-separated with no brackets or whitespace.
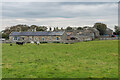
10,31,65,36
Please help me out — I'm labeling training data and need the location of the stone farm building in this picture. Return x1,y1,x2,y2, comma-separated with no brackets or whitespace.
66,30,95,41
9,31,67,43
65,28,100,41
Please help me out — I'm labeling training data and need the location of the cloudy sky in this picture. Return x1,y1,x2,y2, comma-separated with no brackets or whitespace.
1,1,118,31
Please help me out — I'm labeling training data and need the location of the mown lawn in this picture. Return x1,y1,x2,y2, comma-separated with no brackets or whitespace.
2,40,118,78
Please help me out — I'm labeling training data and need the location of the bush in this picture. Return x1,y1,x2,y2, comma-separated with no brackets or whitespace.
2,33,9,40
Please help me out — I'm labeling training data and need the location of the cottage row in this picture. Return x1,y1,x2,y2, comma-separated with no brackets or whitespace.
9,31,67,43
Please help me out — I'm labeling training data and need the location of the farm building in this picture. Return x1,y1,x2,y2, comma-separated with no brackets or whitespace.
104,28,113,36
66,30,95,41
9,31,67,43
86,27,100,38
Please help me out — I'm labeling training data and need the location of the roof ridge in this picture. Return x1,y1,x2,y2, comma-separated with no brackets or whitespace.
10,31,65,36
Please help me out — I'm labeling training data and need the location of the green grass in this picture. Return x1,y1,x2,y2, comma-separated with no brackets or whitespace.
2,40,118,78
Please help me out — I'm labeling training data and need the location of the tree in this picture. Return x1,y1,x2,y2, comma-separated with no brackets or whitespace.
66,26,73,30
2,33,9,40
114,26,120,35
30,25,38,28
36,26,47,31
77,27,83,30
30,25,38,31
93,23,107,35
14,24,29,32
2,24,30,35
83,26,89,28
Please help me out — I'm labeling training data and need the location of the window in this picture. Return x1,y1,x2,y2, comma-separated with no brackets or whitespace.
56,37,59,40
29,37,32,40
36,37,39,40
42,37,45,40
22,37,24,40
13,36,18,40
34,38,36,41
18,37,20,40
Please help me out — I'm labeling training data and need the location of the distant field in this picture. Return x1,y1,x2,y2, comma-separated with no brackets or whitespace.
2,40,118,78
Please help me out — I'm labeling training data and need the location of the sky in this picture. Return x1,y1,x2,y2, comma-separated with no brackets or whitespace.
1,1,118,31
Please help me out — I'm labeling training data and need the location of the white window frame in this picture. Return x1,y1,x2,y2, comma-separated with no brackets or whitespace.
56,37,59,40
22,37,24,40
13,36,18,41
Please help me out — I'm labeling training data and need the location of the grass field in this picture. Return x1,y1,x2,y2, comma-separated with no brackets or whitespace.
2,40,118,78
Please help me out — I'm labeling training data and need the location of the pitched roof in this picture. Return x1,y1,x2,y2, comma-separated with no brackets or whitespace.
10,31,65,36
106,28,113,31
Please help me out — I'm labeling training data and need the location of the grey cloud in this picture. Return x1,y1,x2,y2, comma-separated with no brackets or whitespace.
2,2,118,18
2,0,120,2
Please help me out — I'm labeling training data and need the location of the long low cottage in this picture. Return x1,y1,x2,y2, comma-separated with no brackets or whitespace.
9,31,67,43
